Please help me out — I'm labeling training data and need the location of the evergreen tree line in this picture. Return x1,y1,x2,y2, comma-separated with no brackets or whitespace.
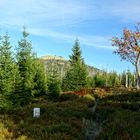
0,29,136,109
0,29,47,109
87,70,136,88
55,39,136,91
61,39,136,90
0,29,87,109
61,40,136,90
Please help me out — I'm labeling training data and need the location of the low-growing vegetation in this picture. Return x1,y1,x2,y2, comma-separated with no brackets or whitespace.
96,91,140,140
0,94,93,140
0,89,140,140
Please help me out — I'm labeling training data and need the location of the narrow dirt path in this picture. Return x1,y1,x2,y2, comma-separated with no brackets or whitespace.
83,99,103,140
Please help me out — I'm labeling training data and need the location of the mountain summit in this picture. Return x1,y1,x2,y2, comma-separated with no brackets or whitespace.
41,55,100,78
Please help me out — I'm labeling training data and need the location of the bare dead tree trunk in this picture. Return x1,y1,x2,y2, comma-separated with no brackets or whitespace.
125,73,128,88
136,54,140,89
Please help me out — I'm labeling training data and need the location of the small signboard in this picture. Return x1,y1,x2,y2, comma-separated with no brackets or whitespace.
33,108,40,118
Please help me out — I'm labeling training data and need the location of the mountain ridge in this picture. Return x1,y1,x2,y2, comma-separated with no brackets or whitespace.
41,55,100,77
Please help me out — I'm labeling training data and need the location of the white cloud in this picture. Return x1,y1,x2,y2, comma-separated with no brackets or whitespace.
0,0,139,50
1,0,140,28
0,0,93,27
29,27,113,50
92,0,140,21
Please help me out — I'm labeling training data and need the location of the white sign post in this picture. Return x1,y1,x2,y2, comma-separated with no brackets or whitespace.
33,108,40,118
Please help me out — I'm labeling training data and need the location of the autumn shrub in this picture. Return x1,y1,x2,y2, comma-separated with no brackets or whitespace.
83,94,95,101
73,88,89,96
16,135,32,140
0,122,13,139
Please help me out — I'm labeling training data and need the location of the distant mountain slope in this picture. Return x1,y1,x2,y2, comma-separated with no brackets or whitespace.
41,55,100,78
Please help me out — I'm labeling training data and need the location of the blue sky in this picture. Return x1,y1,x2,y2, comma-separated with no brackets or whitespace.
0,0,140,73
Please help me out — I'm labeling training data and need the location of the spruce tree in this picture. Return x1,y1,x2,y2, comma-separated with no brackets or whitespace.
47,65,61,100
69,39,83,65
14,27,35,105
48,75,61,100
93,72,106,87
62,39,87,91
33,59,47,97
0,33,18,108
